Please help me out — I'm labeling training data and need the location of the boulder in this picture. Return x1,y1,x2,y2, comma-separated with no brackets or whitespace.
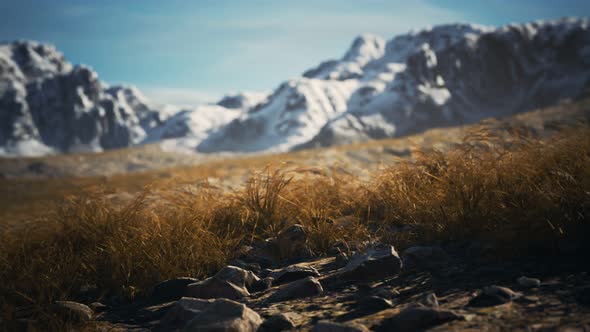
401,246,448,269
260,312,297,331
182,298,262,332
152,277,198,303
157,297,213,331
312,321,369,332
185,277,250,300
51,301,94,322
267,277,323,303
377,306,463,332
270,264,320,285
468,285,521,307
214,265,260,290
340,243,402,281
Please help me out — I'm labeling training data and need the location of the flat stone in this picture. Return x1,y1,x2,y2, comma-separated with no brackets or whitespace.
51,301,94,322
267,276,323,303
340,243,402,281
270,264,320,285
152,277,198,303
182,298,262,332
468,285,521,307
312,321,369,332
260,312,297,331
377,306,463,332
185,277,250,300
157,297,213,331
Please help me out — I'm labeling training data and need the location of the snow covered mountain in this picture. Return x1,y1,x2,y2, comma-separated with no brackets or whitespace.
1,18,589,157
198,18,590,152
0,41,168,156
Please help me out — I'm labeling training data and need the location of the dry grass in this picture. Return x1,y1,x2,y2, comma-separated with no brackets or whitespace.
1,126,589,330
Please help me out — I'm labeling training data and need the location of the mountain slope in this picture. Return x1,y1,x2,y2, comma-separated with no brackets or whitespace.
1,18,589,157
198,18,590,152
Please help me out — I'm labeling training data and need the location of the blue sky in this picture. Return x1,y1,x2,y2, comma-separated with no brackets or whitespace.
1,0,589,105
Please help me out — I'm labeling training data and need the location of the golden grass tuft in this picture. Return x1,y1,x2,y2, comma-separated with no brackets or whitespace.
1,127,589,329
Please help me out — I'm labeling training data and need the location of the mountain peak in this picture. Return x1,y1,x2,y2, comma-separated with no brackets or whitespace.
342,33,386,64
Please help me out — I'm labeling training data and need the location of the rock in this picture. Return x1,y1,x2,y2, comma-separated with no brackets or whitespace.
401,246,448,269
158,297,262,332
273,224,312,260
260,313,297,331
277,224,307,244
377,306,463,332
260,269,274,278
372,287,400,299
157,298,212,330
251,277,274,293
152,277,198,303
468,285,521,307
517,276,541,289
421,292,439,307
136,302,177,324
182,298,262,332
312,321,369,332
340,243,402,281
267,276,323,303
51,301,94,322
270,264,321,285
239,225,312,266
185,277,250,300
215,265,260,290
229,259,262,275
238,245,275,269
358,296,393,312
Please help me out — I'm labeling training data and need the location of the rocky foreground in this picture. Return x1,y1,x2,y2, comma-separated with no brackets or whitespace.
17,224,590,331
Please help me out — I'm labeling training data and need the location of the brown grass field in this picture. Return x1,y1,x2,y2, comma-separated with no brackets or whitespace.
0,98,589,330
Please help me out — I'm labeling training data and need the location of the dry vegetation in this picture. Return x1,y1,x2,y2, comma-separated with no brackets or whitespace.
1,124,589,329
